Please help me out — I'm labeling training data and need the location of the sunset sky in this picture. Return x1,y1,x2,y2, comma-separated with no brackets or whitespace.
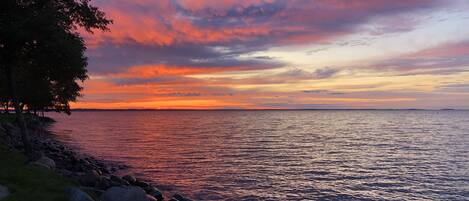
74,0,469,109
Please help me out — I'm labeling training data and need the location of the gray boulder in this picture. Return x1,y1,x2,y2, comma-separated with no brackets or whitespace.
0,185,10,200
100,186,149,201
122,175,136,184
146,194,158,201
134,180,150,188
67,187,95,201
110,175,129,186
81,170,102,186
144,186,163,201
79,187,105,197
96,177,112,190
31,155,56,170
172,193,193,201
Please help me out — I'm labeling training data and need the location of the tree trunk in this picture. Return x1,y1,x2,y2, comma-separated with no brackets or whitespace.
19,103,25,113
4,65,33,155
6,102,9,113
3,102,8,113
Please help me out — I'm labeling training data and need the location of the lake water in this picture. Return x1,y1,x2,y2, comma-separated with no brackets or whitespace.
47,110,469,200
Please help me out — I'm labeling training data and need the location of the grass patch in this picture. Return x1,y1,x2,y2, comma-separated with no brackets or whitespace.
0,113,55,124
0,144,75,201
0,113,15,124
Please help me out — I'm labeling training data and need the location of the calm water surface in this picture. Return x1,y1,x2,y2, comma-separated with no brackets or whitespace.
48,110,469,200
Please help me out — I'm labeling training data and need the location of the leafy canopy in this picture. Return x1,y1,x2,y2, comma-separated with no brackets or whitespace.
0,0,111,114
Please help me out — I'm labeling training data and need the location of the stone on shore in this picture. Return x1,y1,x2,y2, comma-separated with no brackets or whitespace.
146,194,158,201
110,175,129,186
30,155,56,170
79,187,105,197
134,180,150,188
96,177,112,190
144,186,163,201
81,170,102,186
122,175,136,184
100,186,149,201
0,185,10,200
171,193,193,201
67,187,95,201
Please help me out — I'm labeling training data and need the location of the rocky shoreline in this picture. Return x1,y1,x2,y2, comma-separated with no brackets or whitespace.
0,117,193,201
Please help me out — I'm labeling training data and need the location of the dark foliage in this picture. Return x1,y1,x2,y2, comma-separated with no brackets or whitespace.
0,0,111,114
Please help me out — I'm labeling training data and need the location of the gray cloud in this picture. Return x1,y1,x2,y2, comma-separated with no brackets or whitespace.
107,76,199,85
358,40,469,76
312,67,339,79
375,56,469,71
438,83,469,93
155,92,234,97
277,67,339,80
302,90,345,95
87,42,285,74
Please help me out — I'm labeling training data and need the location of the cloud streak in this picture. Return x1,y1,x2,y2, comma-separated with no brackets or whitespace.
364,40,469,75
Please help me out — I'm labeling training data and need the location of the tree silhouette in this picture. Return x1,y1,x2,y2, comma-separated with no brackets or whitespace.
0,0,111,155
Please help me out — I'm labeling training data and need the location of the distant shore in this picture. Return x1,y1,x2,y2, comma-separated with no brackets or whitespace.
69,108,464,111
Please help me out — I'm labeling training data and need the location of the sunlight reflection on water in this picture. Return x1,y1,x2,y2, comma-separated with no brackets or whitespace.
48,110,469,200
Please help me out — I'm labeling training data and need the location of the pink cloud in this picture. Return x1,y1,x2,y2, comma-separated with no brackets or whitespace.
83,0,443,47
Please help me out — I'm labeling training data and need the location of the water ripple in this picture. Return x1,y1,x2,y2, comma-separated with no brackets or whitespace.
48,110,469,200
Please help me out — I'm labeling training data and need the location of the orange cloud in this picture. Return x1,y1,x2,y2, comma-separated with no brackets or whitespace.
108,64,259,79
84,4,271,47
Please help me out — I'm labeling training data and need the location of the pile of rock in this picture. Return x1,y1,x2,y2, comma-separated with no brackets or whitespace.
0,185,10,200
0,121,193,201
75,172,164,201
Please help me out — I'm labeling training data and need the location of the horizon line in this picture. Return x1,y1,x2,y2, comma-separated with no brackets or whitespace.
67,108,464,111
